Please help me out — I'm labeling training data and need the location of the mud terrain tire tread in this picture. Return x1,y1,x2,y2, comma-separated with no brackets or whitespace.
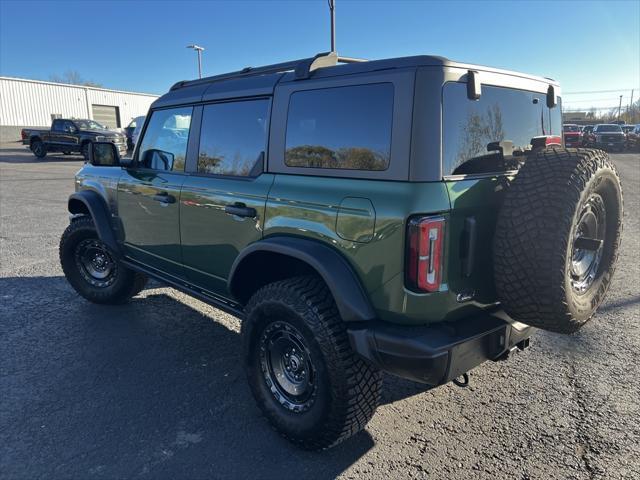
494,148,623,334
59,216,147,304
242,275,382,450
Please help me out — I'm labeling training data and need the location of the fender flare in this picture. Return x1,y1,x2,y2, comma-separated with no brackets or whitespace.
68,190,121,256
229,236,376,322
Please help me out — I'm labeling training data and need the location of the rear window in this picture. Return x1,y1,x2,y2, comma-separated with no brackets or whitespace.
595,125,622,133
443,83,562,175
285,83,393,171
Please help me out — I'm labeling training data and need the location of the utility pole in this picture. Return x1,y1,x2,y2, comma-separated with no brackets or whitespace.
329,0,336,52
618,95,623,121
187,44,205,79
629,89,634,118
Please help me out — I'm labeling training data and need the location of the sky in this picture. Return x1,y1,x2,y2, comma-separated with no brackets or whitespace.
1,0,638,112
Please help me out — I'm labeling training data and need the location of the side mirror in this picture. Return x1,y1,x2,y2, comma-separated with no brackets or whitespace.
88,142,121,166
141,149,175,171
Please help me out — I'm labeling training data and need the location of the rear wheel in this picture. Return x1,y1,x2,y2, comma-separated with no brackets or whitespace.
242,275,382,450
494,148,623,333
31,140,46,158
60,217,147,304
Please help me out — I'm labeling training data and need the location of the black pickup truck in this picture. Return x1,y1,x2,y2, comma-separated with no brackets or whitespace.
22,118,127,159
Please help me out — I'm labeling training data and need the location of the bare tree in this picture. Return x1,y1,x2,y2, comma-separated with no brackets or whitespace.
49,70,103,88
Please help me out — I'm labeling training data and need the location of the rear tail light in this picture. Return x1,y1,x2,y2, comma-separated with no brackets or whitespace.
21,130,27,140
406,216,445,292
545,135,562,146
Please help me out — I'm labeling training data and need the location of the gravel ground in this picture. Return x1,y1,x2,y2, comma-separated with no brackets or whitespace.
1,144,638,480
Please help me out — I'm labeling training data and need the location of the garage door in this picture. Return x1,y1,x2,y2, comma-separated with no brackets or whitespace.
92,105,120,129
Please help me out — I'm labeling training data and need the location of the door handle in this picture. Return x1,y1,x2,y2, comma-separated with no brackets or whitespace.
225,203,257,218
153,192,176,204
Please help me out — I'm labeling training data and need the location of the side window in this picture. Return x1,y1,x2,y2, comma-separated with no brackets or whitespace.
197,99,269,176
52,120,64,132
285,83,393,171
442,83,563,175
63,121,76,133
138,107,192,172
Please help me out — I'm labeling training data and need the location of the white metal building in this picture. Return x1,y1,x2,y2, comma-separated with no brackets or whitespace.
0,76,159,141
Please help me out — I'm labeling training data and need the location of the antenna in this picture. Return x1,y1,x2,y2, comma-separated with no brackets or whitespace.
329,0,336,53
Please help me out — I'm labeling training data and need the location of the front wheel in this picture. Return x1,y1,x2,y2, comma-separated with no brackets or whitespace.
59,217,147,304
242,276,382,450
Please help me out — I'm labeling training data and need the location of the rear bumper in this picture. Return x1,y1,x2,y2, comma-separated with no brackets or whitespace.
347,309,532,385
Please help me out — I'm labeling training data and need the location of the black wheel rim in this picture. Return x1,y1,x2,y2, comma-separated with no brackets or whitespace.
33,143,43,156
74,239,117,288
259,321,317,413
570,194,606,295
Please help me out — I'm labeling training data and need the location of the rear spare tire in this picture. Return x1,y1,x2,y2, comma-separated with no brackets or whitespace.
494,148,623,334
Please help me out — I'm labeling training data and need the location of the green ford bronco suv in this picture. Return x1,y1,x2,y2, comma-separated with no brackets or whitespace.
59,52,623,450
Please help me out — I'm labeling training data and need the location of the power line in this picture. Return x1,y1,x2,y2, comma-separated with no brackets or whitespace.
564,97,627,103
564,106,623,111
564,88,635,95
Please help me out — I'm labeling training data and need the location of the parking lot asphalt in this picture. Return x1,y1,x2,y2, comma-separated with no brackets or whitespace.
1,143,639,480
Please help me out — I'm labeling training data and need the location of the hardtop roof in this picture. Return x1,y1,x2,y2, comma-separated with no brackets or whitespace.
153,53,559,109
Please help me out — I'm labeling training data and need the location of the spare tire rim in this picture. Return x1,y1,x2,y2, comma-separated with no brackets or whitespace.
259,321,317,413
74,239,117,288
570,195,606,294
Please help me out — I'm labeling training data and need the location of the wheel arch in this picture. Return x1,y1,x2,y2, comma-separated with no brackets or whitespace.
229,237,376,322
67,190,121,256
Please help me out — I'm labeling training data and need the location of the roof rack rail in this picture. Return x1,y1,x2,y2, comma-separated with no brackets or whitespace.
170,52,367,91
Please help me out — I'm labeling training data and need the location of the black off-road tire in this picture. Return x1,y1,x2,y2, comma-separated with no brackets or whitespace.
494,148,623,334
31,140,47,158
242,275,382,450
59,216,147,304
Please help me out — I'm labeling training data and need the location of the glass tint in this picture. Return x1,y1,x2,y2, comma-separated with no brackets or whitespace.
138,107,192,172
197,99,269,176
595,125,622,133
443,83,563,175
285,83,393,171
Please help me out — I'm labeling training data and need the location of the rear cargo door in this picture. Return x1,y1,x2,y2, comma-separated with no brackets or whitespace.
442,81,562,304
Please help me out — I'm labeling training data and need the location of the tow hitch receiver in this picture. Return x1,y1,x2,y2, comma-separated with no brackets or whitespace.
495,337,531,362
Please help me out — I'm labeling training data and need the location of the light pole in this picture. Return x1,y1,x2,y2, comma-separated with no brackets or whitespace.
187,44,205,79
618,95,623,121
329,0,336,53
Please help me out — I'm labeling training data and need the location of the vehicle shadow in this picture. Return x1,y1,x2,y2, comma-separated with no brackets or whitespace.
1,276,385,479
0,145,85,164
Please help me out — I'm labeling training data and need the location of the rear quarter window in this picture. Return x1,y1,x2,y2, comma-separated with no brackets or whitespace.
285,83,393,171
443,83,562,176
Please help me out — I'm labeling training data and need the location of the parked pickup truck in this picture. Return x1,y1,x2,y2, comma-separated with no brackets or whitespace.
22,118,127,160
